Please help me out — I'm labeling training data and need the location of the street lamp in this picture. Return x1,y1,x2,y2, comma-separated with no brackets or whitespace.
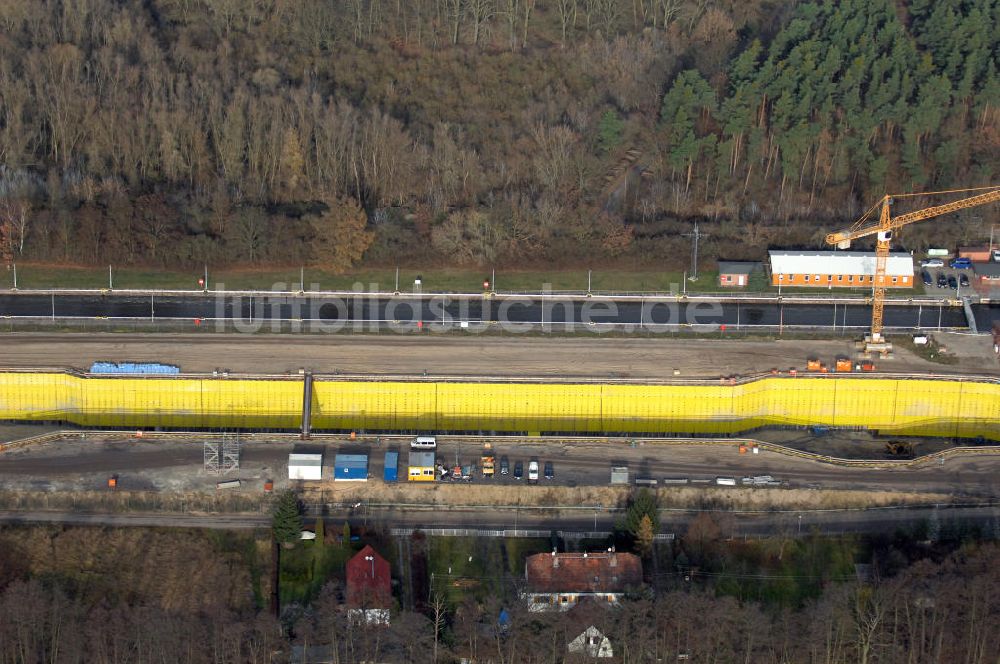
364,554,374,578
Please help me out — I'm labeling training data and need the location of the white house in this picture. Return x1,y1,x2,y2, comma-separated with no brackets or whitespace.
568,626,614,659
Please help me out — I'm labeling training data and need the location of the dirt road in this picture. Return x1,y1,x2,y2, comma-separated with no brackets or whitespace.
2,435,998,499
2,332,996,378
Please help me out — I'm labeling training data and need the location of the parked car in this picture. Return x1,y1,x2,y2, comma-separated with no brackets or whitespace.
937,272,947,288
993,249,1000,262
544,461,554,480
513,461,523,480
960,273,970,287
950,257,972,269
921,258,944,267
527,460,539,481
921,270,933,286
500,456,509,475
947,275,958,289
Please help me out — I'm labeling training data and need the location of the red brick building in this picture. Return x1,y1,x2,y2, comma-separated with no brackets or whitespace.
523,550,642,612
346,545,392,623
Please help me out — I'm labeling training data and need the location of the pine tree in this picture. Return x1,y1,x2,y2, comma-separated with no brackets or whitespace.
596,110,624,153
272,490,303,545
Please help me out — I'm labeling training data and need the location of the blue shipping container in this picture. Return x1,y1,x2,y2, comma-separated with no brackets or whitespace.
334,454,368,481
383,452,399,482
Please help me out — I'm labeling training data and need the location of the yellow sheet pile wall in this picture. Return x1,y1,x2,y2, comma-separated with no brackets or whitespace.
0,372,996,439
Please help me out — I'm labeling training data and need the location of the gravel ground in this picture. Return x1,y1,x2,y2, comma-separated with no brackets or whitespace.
1,331,997,378
1,432,997,499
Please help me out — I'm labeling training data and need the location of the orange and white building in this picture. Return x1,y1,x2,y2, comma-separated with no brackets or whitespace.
769,250,914,288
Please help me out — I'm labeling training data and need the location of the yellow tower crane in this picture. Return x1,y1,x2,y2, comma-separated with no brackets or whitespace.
826,186,1000,355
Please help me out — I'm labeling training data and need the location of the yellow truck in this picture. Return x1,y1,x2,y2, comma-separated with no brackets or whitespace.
481,443,495,478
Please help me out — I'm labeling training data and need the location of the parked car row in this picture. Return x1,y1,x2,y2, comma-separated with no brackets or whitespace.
921,269,968,290
499,456,554,481
920,257,974,269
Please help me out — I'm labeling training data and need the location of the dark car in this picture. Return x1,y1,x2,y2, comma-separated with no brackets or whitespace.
500,456,509,475
936,272,947,288
513,461,523,480
947,275,958,289
544,461,554,480
960,273,969,287
950,257,972,269
921,270,932,286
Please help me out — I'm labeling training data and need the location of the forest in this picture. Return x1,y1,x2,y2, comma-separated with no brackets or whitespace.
0,0,997,271
1,521,1000,663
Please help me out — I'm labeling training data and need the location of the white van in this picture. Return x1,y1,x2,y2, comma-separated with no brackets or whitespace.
411,436,437,450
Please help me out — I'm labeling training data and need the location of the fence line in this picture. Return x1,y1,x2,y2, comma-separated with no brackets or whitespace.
388,526,675,540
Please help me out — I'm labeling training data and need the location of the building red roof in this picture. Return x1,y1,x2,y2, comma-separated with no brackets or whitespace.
346,545,392,608
524,552,642,593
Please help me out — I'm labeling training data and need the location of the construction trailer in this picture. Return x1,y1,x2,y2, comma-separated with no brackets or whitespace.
408,451,436,482
288,453,323,481
334,454,369,481
383,451,399,482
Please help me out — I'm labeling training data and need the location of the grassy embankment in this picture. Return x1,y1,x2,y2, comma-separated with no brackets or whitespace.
3,262,928,296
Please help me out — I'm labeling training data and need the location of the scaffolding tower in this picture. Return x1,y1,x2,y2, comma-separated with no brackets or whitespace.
221,433,241,474
203,439,220,475
203,433,241,475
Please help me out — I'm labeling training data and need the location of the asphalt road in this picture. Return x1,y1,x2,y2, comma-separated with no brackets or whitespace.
3,437,999,497
2,504,997,538
0,292,978,331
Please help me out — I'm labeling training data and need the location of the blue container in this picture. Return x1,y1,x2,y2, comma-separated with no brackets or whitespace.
334,454,368,481
383,451,399,482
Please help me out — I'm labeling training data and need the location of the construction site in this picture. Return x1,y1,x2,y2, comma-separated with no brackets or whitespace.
1,188,999,511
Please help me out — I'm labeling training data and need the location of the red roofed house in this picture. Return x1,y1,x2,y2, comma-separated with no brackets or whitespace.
522,550,643,612
346,545,392,625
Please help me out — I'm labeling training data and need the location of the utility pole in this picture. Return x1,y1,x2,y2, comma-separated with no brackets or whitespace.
683,223,709,281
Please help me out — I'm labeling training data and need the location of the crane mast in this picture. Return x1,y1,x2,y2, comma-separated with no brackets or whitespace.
825,187,1000,355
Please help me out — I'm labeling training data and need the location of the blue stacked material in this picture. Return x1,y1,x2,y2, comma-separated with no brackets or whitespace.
89,362,181,375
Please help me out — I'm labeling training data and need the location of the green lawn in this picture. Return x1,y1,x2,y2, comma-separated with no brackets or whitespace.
4,262,931,296
6,263,701,293
428,536,552,605
279,531,356,606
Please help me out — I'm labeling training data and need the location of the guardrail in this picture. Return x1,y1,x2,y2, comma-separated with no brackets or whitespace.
0,286,970,305
2,364,997,387
387,526,675,539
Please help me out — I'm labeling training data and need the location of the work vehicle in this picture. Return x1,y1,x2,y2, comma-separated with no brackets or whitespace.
500,456,509,475
947,275,958,290
513,461,523,480
920,258,944,267
921,270,933,286
527,460,539,481
411,436,437,450
481,443,495,478
544,461,554,480
936,272,947,288
834,357,853,372
950,257,972,269
451,464,463,480
960,273,969,287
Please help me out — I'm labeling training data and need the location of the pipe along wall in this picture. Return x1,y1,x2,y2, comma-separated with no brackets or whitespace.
0,371,997,440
